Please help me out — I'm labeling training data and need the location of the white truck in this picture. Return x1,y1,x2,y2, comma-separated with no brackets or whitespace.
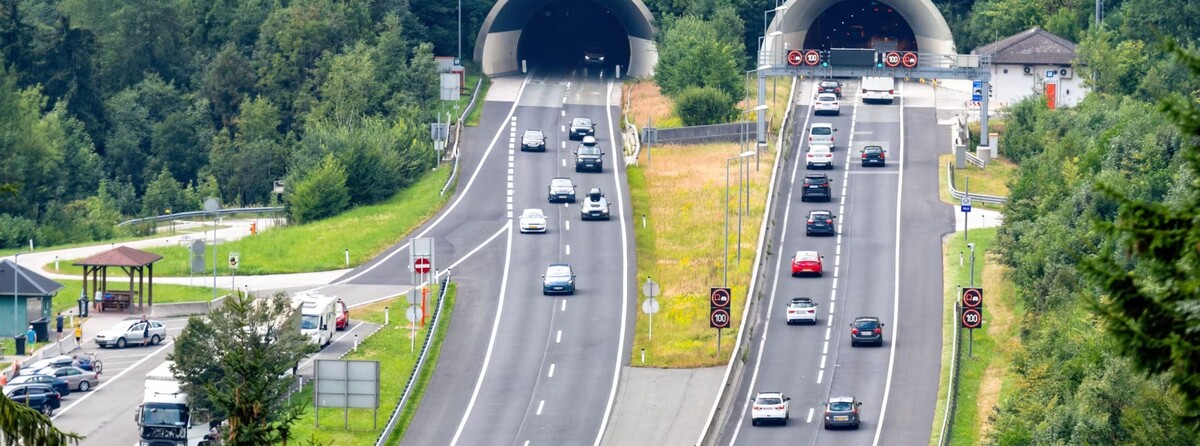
861,76,896,104
293,293,339,347
136,361,190,446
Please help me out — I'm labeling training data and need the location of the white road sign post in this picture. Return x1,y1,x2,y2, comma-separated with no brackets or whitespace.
642,276,661,340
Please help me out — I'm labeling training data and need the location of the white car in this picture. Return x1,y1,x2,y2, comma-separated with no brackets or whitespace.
519,208,547,233
95,319,167,348
814,93,840,115
786,297,819,324
809,123,837,150
806,144,834,169
750,391,790,426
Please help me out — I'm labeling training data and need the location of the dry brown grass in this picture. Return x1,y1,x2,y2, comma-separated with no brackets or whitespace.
625,81,679,128
630,141,778,367
976,253,1018,438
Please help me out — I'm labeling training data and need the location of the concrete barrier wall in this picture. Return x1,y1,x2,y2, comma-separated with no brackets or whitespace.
150,300,217,318
649,123,758,145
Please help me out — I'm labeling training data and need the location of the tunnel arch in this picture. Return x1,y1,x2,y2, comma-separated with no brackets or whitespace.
763,0,954,58
474,0,658,77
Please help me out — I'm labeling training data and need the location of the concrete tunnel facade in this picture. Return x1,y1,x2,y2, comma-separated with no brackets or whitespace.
763,0,956,60
474,0,658,77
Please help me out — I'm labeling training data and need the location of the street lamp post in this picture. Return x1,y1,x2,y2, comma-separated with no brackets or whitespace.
968,243,976,286
725,151,756,285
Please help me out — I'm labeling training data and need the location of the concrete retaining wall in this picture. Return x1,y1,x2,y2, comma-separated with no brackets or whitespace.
150,295,229,318
649,123,758,145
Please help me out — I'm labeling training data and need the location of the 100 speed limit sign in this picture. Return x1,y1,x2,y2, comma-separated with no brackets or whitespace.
710,308,730,329
961,308,982,329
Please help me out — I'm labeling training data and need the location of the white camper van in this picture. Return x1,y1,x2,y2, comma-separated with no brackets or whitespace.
293,293,338,347
861,77,896,104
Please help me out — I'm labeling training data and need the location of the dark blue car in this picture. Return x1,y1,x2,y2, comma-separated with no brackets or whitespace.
7,373,71,397
542,264,576,295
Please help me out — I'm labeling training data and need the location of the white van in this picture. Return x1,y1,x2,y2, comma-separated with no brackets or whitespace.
861,77,895,104
294,293,339,347
809,123,838,150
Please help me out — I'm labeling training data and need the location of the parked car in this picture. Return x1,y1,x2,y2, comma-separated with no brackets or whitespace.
21,354,99,375
785,297,819,325
823,396,862,429
580,188,611,221
38,366,99,392
334,298,349,331
814,93,840,116
801,173,833,202
6,374,70,397
542,263,576,295
3,383,61,415
750,391,790,426
95,319,167,348
519,208,548,233
806,145,834,169
790,250,824,277
569,117,596,140
547,177,577,203
818,79,843,98
861,145,886,166
849,316,885,347
521,129,547,152
805,210,836,236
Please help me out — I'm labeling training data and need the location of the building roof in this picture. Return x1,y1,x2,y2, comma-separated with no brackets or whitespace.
73,246,163,267
973,27,1078,65
0,259,64,297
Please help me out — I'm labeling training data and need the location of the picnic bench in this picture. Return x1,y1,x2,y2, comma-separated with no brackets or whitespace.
98,291,136,312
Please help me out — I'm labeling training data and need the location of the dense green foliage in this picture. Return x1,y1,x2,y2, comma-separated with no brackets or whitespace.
673,86,735,126
0,0,471,249
653,7,746,124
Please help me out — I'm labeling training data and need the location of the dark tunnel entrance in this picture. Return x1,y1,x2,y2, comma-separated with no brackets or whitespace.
518,0,632,73
803,0,918,51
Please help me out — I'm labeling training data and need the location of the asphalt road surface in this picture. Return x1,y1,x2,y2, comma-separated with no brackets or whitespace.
718,79,952,445
401,64,634,446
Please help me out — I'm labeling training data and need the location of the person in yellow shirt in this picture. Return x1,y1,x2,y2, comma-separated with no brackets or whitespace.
74,323,83,345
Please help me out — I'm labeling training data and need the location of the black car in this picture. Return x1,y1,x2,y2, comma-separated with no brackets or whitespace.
861,145,886,166
521,129,546,152
547,177,577,203
575,144,604,172
818,80,843,99
580,187,611,220
823,396,862,429
4,383,62,415
584,47,606,65
805,210,836,236
801,174,832,202
6,374,71,397
569,117,596,140
849,316,885,347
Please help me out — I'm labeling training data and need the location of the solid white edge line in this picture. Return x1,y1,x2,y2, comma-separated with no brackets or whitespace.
593,78,631,446
726,76,806,444
310,74,533,292
53,340,175,420
872,80,905,446
450,225,514,445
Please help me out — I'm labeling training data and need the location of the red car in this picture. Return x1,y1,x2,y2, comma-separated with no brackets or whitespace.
334,298,349,330
791,251,824,277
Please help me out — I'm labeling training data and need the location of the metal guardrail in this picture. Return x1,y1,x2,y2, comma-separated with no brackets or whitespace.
938,300,963,446
964,151,985,168
696,75,799,446
116,207,283,227
374,272,452,446
946,162,1007,205
441,78,484,197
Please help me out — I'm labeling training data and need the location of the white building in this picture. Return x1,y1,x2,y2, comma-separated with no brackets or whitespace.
973,27,1089,109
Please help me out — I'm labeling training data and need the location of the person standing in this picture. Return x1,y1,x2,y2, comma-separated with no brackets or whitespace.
74,322,83,345
140,315,150,347
25,325,36,345
55,312,65,342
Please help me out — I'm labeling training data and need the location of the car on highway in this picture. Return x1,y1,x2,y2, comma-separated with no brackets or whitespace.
823,396,862,429
547,177,577,203
3,383,61,415
818,80,843,98
95,319,167,348
814,93,840,116
575,144,604,172
805,210,836,236
519,208,548,233
335,298,349,331
790,250,824,277
580,187,611,221
809,123,837,150
801,173,832,202
861,76,895,104
521,129,547,152
785,297,819,325
38,365,99,392
849,316,885,347
861,145,886,166
6,374,71,397
806,144,834,169
750,391,790,426
542,263,576,295
584,47,606,65
569,117,596,140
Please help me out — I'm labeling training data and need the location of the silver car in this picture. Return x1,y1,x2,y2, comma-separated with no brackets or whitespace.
95,319,167,348
38,366,99,392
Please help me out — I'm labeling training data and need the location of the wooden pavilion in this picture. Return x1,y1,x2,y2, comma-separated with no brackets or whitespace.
74,246,163,313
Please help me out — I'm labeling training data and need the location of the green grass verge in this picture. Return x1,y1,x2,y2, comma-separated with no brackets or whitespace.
57,168,450,276
937,153,1014,211
465,76,490,127
929,228,1018,445
285,283,455,445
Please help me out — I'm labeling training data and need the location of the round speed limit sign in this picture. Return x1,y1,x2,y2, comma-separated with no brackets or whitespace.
710,308,731,329
961,308,982,329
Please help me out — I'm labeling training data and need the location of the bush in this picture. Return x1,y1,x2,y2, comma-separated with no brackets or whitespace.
673,86,734,126
285,154,350,224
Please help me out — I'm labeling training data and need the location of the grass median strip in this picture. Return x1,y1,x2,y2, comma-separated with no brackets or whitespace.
286,283,456,445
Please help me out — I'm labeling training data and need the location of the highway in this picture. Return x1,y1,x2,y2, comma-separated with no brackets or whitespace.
401,64,633,446
718,79,953,445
